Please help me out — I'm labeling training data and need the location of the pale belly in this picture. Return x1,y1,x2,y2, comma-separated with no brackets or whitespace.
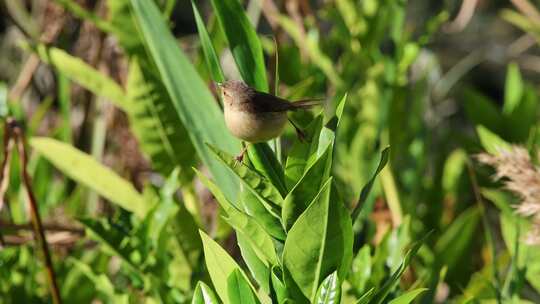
224,109,288,142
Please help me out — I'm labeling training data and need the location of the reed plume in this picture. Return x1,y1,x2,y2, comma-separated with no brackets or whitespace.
477,145,540,244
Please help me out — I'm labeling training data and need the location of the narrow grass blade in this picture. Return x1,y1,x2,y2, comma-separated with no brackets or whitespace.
130,0,241,201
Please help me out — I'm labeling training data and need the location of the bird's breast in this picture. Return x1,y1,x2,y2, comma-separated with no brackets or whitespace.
224,108,287,142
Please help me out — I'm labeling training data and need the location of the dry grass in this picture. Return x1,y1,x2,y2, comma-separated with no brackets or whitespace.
478,146,540,244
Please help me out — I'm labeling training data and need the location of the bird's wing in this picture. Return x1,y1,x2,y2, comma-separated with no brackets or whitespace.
250,91,295,112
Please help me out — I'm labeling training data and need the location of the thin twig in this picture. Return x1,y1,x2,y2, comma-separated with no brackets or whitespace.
0,221,84,234
9,118,62,304
444,0,478,33
0,126,14,211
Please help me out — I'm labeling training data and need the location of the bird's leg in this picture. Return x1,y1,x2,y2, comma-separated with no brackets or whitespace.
235,142,248,165
288,118,307,142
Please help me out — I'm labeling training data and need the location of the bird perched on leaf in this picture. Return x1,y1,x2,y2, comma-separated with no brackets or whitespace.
217,80,321,161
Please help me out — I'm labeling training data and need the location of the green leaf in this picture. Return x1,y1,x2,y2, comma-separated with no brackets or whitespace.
247,143,288,197
106,0,142,53
477,125,511,155
126,58,196,180
70,258,128,303
283,178,353,301
314,272,341,304
500,212,540,293
349,245,371,295
192,1,225,84
275,14,343,87
53,0,116,35
79,218,139,272
270,267,288,304
209,0,268,91
34,45,127,109
200,230,254,304
435,207,480,270
504,62,524,115
130,0,241,201
227,269,260,304
207,144,283,209
31,137,148,217
236,233,271,294
317,94,347,157
351,147,390,221
462,89,504,135
282,144,332,231
196,169,279,265
284,115,324,188
192,281,220,304
355,288,375,304
388,288,428,304
370,238,425,304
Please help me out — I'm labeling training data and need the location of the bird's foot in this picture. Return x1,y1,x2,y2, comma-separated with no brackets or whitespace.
234,144,248,167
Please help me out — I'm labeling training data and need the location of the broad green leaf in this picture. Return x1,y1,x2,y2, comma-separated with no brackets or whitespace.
388,288,428,304
283,178,353,301
314,272,341,304
200,230,254,304
196,169,279,265
240,185,286,241
284,115,324,188
317,94,347,158
504,62,524,115
237,233,271,294
192,1,225,83
435,207,480,270
351,147,390,221
207,144,283,208
126,58,196,180
227,269,260,304
34,45,126,108
370,238,425,304
31,137,148,217
477,125,511,155
282,145,332,231
130,0,241,201
192,281,220,304
247,143,288,196
209,0,268,91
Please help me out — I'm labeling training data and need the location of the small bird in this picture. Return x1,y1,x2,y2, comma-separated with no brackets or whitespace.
217,80,320,160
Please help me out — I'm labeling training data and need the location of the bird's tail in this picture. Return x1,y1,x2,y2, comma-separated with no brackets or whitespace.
290,98,324,110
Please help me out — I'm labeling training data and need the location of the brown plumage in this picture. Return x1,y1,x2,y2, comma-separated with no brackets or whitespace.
218,80,320,143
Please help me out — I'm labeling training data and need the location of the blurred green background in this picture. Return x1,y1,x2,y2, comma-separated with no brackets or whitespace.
1,0,540,303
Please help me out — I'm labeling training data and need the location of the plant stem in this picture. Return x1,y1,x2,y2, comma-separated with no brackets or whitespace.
10,119,62,304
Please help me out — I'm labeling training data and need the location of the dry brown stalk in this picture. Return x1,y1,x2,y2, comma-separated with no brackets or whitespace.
0,118,62,304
